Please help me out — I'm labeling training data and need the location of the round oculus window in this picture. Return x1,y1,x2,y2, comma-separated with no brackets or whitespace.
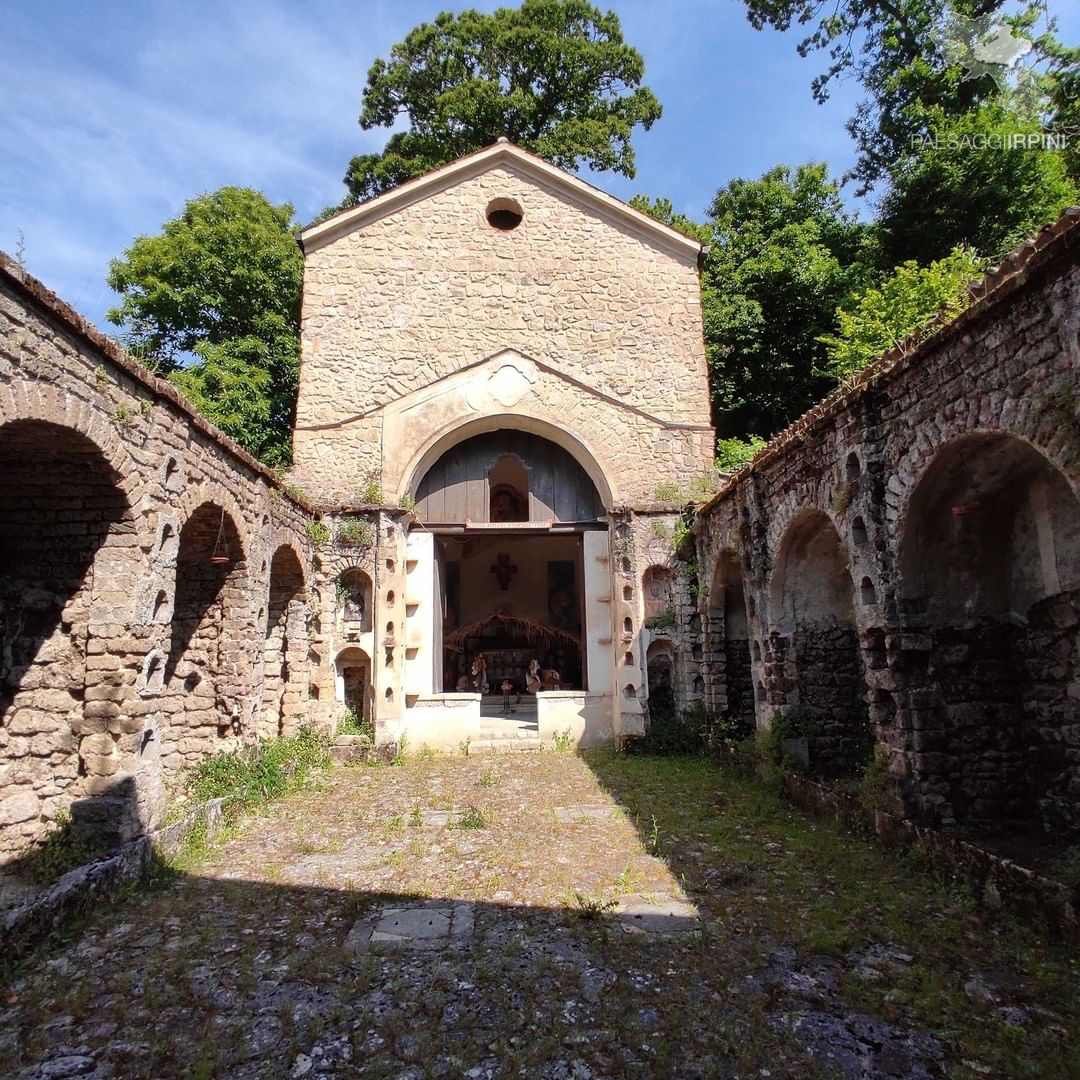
486,198,523,230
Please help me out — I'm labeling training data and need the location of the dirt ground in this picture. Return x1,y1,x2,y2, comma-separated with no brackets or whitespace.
2,750,1078,1079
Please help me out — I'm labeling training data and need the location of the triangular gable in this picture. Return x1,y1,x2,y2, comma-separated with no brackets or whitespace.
299,139,703,262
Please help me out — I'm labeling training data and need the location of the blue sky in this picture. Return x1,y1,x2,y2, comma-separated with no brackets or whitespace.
2,1,1077,331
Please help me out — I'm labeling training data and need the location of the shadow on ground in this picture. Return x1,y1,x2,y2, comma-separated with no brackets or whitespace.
1,750,1077,1079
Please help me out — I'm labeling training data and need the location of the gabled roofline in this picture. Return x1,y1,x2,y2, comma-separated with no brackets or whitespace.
298,139,703,262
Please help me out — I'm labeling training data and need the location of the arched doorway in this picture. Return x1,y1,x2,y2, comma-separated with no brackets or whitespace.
262,545,307,738
769,511,868,776
165,502,251,773
898,434,1080,833
0,419,138,857
414,429,605,704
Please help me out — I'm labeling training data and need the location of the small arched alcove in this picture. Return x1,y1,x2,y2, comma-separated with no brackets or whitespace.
642,566,674,626
335,646,373,730
768,511,868,777
489,454,529,522
338,568,373,634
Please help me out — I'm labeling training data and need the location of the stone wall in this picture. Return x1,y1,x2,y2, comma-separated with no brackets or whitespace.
0,255,314,861
294,152,714,506
696,208,1080,836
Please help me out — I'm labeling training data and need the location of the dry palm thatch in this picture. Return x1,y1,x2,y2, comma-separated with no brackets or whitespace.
444,609,581,652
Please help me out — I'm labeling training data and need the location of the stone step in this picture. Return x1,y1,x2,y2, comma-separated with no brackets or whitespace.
469,738,543,753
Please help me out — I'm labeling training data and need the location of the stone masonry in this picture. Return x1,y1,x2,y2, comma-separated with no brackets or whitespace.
0,255,314,860
695,207,1080,835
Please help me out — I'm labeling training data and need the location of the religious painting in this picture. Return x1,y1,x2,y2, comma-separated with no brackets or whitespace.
547,560,579,630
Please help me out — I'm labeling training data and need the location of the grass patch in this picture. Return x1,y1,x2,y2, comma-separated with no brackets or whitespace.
552,728,574,753
566,890,618,920
186,728,330,808
336,705,372,740
585,748,1080,1079
451,805,488,830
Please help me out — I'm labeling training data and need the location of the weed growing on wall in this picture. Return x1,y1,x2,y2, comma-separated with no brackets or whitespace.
306,519,331,547
358,470,384,504
336,516,373,547
337,705,373,741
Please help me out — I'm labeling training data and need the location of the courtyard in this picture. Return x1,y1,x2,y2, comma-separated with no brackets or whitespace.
2,750,1078,1080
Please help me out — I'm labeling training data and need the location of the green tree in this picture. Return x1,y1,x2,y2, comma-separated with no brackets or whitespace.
715,435,767,472
700,164,876,438
343,0,661,203
107,188,302,465
735,0,1079,193
627,195,712,245
820,244,984,377
878,103,1077,266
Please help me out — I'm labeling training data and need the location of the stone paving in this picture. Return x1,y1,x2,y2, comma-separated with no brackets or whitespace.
1,751,1077,1079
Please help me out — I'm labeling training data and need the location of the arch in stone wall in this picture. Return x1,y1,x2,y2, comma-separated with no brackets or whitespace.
335,646,373,726
338,567,374,633
403,413,616,511
642,565,674,625
0,418,144,859
897,432,1080,833
262,544,308,739
768,510,869,777
163,501,252,774
708,550,755,733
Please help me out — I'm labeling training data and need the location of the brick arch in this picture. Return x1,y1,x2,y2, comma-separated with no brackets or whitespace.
888,415,1080,540
891,430,1080,834
765,509,869,777
0,381,139,484
0,416,144,858
173,483,254,561
261,543,309,739
161,499,255,773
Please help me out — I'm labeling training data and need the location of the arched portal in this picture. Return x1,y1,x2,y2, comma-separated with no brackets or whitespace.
0,420,137,858
898,434,1080,833
414,429,603,524
406,414,614,512
165,502,251,773
769,511,868,776
262,545,307,739
414,428,608,706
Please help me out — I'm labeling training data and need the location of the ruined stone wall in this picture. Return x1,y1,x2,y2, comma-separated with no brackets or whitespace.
697,210,1080,835
294,162,713,505
0,257,314,860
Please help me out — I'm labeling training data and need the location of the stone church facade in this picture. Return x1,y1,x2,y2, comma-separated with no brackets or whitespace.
293,141,715,752
1,138,1078,865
